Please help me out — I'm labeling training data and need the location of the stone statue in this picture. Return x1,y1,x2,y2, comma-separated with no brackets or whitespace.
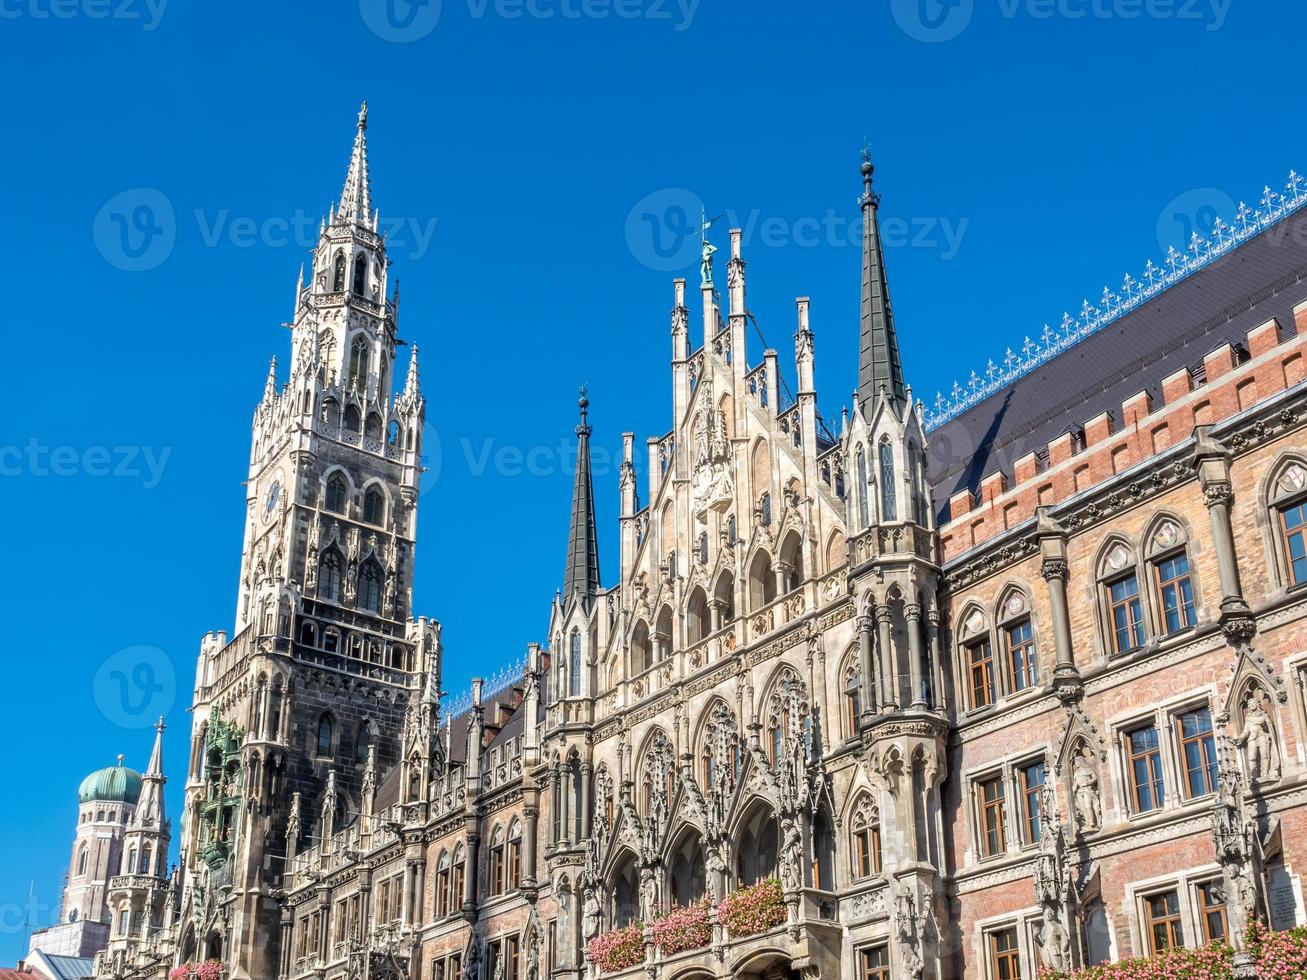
779,816,804,893
1037,915,1072,972
1072,749,1102,832
582,889,602,940
639,866,659,920
699,215,718,286
1236,692,1281,783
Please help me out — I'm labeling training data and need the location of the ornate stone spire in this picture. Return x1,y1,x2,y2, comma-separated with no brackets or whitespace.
262,356,278,404
403,343,421,399
336,101,372,227
857,146,907,414
563,387,601,607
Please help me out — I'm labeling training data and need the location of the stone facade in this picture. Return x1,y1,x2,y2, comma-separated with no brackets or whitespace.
85,109,1307,980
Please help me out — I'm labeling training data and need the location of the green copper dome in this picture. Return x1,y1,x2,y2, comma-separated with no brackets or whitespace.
78,761,143,806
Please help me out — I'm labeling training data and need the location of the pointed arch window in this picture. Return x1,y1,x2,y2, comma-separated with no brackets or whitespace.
998,590,1037,694
316,714,334,756
856,448,869,529
507,820,523,890
320,551,343,604
760,492,772,527
363,487,385,525
332,253,346,292
489,826,507,895
1270,461,1307,587
436,850,452,918
450,844,466,914
325,474,349,514
1100,542,1145,654
569,631,582,697
349,337,369,389
879,441,897,521
358,560,383,613
844,660,863,737
352,255,367,295
1147,521,1196,636
907,441,924,525
850,799,882,879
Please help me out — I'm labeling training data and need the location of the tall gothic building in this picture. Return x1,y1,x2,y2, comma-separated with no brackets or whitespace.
86,108,1307,980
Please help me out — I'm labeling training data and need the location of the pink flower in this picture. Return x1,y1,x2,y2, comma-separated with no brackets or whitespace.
651,902,711,956
586,923,645,973
717,879,787,939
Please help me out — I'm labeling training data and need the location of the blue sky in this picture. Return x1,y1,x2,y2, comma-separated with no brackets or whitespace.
0,0,1300,960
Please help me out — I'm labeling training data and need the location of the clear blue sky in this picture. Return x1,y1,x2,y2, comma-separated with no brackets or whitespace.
0,0,1299,960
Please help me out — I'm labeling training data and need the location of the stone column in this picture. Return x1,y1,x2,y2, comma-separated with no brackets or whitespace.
774,560,793,598
1193,428,1253,627
927,608,943,711
522,800,539,887
549,766,560,845
906,603,926,708
653,631,670,664
709,599,724,634
876,606,898,710
580,764,593,840
1037,508,1082,701
857,614,877,720
462,820,480,916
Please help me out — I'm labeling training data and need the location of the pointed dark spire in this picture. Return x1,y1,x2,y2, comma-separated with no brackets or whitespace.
563,387,601,607
857,146,907,414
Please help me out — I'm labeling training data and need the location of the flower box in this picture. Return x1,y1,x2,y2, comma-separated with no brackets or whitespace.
716,879,787,939
1037,923,1307,979
651,902,711,956
586,922,645,973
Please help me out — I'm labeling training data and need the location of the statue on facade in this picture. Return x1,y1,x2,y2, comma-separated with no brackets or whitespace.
699,211,718,287
639,865,659,920
582,888,602,941
1071,748,1102,833
1235,691,1281,783
894,890,927,980
779,815,804,893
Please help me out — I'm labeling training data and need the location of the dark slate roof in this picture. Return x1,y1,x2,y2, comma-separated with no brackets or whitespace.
563,395,601,605
858,157,907,413
443,680,526,765
926,210,1307,521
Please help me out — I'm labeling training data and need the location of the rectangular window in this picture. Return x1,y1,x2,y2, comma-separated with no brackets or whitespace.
977,775,1007,857
509,838,522,889
491,845,505,895
1127,724,1166,813
1144,890,1184,954
968,639,996,709
1196,880,1228,944
1019,761,1046,844
859,945,891,980
1006,619,1038,692
1156,553,1197,634
853,825,881,878
988,928,1022,980
1284,502,1307,585
1178,707,1218,798
1109,574,1146,653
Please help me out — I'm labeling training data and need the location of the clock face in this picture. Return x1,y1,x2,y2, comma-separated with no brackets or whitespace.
263,480,281,521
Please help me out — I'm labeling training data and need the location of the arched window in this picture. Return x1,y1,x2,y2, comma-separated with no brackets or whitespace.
331,253,346,292
325,474,348,514
1099,540,1145,655
363,487,385,525
358,560,383,613
997,589,1037,694
844,659,863,736
850,797,882,879
352,255,367,295
856,448,869,529
126,846,137,874
879,441,897,521
1269,460,1307,587
349,337,368,389
908,441,924,525
320,550,343,604
1146,519,1196,636
141,843,152,877
343,404,361,433
760,491,772,527
489,826,507,895
355,720,375,761
436,851,452,918
316,714,334,756
364,414,382,440
507,820,523,890
451,844,466,909
569,631,582,697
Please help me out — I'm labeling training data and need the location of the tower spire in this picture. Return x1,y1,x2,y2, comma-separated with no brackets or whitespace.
563,387,601,607
857,146,907,414
403,343,421,399
336,101,372,227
